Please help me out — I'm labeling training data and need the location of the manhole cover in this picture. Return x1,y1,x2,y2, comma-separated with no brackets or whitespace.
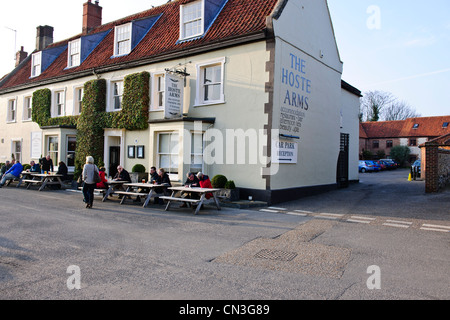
254,249,297,262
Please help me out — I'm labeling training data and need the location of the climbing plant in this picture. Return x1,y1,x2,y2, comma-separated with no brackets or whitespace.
74,78,107,179
31,71,151,179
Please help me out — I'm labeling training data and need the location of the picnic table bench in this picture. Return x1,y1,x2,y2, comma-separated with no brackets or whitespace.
160,186,221,215
117,183,170,207
22,173,63,191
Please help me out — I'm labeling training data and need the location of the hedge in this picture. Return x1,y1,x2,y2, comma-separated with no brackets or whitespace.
31,71,151,179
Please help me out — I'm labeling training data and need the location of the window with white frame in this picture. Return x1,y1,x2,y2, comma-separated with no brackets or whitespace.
195,58,225,105
111,81,124,111
114,23,132,56
158,132,179,176
7,99,16,122
53,90,65,117
31,52,42,77
12,140,22,163
67,136,76,168
47,136,59,166
190,132,204,173
74,87,84,115
180,0,204,40
151,73,165,111
23,97,32,121
68,39,81,68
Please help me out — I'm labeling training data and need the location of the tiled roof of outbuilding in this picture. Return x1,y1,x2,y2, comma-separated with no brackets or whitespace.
361,116,450,139
0,0,279,92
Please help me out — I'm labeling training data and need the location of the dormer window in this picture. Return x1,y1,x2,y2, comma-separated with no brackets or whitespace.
68,39,81,68
31,52,42,77
180,0,204,40
114,23,132,56
443,122,449,128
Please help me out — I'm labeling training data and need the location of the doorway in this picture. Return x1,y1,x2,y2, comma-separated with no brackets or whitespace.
337,133,349,188
109,146,120,178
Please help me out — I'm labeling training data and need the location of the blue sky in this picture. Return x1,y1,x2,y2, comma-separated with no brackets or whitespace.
1,0,448,117
328,0,450,117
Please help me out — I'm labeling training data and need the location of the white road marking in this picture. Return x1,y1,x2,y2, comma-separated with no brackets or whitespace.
420,227,449,233
422,224,450,230
294,210,313,214
347,219,371,224
383,223,410,228
259,209,280,213
286,212,308,217
268,207,287,211
386,220,413,225
351,216,376,221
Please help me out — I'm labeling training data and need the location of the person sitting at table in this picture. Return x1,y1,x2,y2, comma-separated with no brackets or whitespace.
0,161,23,188
180,172,200,207
197,172,213,199
149,166,158,184
1,161,12,176
40,155,54,173
56,161,69,181
153,168,172,205
96,167,108,189
113,165,131,182
28,160,41,173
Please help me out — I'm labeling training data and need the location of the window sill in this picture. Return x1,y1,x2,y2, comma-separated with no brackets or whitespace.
193,100,225,108
6,120,17,124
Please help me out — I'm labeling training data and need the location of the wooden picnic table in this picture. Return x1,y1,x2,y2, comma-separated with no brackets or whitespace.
102,180,128,202
22,173,63,191
160,186,221,215
117,183,170,207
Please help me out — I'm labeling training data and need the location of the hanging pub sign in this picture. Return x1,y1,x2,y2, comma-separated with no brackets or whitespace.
164,72,184,119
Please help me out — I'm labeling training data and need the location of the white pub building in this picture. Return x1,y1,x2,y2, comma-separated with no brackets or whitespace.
0,0,361,204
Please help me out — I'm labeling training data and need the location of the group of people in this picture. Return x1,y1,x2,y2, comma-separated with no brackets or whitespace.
0,155,70,188
81,156,213,209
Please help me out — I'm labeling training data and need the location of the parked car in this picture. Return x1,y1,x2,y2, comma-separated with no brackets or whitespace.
369,160,382,172
380,159,398,170
412,159,421,175
374,160,386,170
359,160,378,173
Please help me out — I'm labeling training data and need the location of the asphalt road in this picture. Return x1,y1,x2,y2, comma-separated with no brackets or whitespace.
0,169,448,303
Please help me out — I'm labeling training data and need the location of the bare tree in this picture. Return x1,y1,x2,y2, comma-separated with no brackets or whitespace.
360,91,395,122
382,100,421,121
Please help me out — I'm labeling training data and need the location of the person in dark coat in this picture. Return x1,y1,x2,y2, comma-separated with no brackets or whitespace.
153,168,172,205
149,166,159,184
56,161,69,181
180,172,200,207
113,165,131,182
40,155,54,173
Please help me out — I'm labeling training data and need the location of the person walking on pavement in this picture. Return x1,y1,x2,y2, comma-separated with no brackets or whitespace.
82,156,100,209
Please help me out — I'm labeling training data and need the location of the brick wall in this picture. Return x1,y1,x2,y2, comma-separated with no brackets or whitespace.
424,141,450,193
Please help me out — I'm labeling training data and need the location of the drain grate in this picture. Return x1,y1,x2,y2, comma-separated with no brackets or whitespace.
254,249,297,262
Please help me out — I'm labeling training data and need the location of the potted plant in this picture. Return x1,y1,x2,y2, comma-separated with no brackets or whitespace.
224,180,239,201
131,164,147,182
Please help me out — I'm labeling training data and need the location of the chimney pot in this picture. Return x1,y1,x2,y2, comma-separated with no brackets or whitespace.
83,0,102,34
15,46,28,67
36,25,54,51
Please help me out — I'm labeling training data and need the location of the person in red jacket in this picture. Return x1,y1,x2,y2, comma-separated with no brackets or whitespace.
96,167,108,189
197,172,213,199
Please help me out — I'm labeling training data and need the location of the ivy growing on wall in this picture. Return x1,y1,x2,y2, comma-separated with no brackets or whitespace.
31,89,79,127
74,78,107,178
31,71,151,179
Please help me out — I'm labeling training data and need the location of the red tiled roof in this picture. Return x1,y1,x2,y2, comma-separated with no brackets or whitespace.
361,116,450,139
0,0,278,91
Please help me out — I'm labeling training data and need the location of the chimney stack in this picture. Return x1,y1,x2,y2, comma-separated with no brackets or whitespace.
15,46,28,67
36,25,54,51
83,0,102,34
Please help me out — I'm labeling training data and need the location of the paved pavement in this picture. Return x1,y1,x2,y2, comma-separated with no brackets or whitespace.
0,169,448,302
